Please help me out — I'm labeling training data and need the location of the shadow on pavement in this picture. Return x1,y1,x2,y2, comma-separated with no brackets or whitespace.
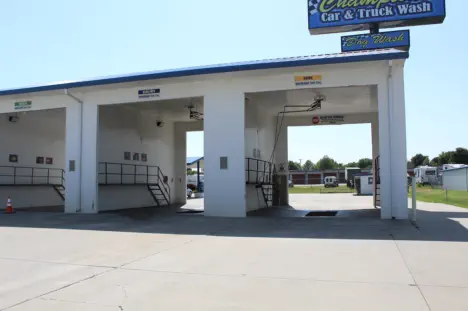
0,205,467,242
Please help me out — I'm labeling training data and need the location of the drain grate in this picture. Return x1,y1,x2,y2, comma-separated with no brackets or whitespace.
305,211,338,217
177,210,204,214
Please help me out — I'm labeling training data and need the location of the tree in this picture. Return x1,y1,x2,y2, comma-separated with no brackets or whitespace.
438,151,454,165
430,157,440,166
288,161,301,171
316,155,338,170
345,162,358,168
411,154,428,168
336,163,345,169
422,157,430,166
357,158,373,169
450,147,468,164
303,160,315,171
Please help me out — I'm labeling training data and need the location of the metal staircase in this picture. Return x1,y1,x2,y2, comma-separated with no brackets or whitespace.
53,185,65,201
374,156,381,207
246,158,276,208
99,162,171,207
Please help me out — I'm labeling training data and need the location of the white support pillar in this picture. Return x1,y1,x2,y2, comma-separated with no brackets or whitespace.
65,101,82,213
371,115,380,164
371,113,380,207
80,102,99,213
389,64,408,219
204,91,246,217
378,62,408,219
174,123,187,204
274,125,288,205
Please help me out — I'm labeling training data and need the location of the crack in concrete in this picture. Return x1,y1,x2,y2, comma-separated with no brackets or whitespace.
0,256,118,269
390,233,433,311
1,268,114,311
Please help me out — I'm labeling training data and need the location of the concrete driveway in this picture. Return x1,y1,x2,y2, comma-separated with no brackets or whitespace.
0,196,467,310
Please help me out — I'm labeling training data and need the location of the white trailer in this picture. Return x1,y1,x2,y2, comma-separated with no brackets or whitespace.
414,166,438,185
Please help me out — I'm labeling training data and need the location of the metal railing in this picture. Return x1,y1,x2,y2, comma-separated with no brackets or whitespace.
374,156,380,207
245,158,275,185
98,162,170,200
0,165,65,186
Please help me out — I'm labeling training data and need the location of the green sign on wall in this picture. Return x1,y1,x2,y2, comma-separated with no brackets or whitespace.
14,101,32,110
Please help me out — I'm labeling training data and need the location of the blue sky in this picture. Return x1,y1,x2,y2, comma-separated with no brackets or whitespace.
1,1,465,164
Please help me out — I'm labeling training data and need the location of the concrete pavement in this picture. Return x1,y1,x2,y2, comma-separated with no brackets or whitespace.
0,194,467,310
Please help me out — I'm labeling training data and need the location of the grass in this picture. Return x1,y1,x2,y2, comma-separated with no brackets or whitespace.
289,185,353,194
409,186,468,208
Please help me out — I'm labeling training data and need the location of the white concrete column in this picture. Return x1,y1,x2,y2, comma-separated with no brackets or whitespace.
378,62,408,219
65,101,82,213
389,64,408,219
371,113,380,207
174,123,187,204
204,91,246,217
274,125,288,205
371,115,380,163
80,102,99,213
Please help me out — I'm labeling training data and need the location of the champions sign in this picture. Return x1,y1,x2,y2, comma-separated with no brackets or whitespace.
308,0,446,35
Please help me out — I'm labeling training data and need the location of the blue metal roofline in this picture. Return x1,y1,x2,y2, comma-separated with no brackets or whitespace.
0,49,408,96
187,156,204,165
442,166,468,173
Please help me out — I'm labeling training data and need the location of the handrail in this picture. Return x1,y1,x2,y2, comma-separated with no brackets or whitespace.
245,158,275,185
98,162,170,201
374,156,380,207
156,166,171,202
0,165,65,186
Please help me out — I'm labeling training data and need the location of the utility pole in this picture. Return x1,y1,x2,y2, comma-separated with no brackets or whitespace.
299,159,303,168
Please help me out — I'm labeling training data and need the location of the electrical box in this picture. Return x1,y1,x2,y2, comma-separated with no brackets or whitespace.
220,157,228,169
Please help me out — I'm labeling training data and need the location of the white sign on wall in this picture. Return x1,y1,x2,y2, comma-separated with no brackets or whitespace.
138,88,160,99
312,115,345,125
294,74,322,87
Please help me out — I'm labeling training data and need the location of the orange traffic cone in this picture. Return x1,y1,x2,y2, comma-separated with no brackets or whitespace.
5,197,14,214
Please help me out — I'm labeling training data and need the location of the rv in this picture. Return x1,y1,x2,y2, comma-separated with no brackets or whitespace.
414,166,438,185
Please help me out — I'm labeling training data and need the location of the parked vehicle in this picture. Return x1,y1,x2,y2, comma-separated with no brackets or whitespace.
187,188,193,199
324,176,339,188
414,166,438,185
288,180,294,188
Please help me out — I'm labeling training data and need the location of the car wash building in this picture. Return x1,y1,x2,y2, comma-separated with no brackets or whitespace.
0,0,445,219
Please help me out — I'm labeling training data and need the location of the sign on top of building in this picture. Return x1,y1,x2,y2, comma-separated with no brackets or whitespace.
308,0,446,35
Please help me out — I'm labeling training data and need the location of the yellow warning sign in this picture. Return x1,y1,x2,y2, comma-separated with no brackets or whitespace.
294,75,322,86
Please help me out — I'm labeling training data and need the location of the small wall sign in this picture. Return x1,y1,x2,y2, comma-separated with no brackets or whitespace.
294,75,322,87
138,88,160,99
141,153,147,162
312,115,345,125
133,153,140,161
9,154,18,163
14,101,32,110
36,157,44,164
46,157,53,165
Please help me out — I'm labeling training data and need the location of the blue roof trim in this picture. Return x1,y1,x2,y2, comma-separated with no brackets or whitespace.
0,49,408,96
187,157,204,165
442,166,468,173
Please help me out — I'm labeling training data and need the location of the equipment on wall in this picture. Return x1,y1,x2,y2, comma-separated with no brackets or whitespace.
8,115,19,123
156,121,165,127
187,104,204,121
268,94,326,163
